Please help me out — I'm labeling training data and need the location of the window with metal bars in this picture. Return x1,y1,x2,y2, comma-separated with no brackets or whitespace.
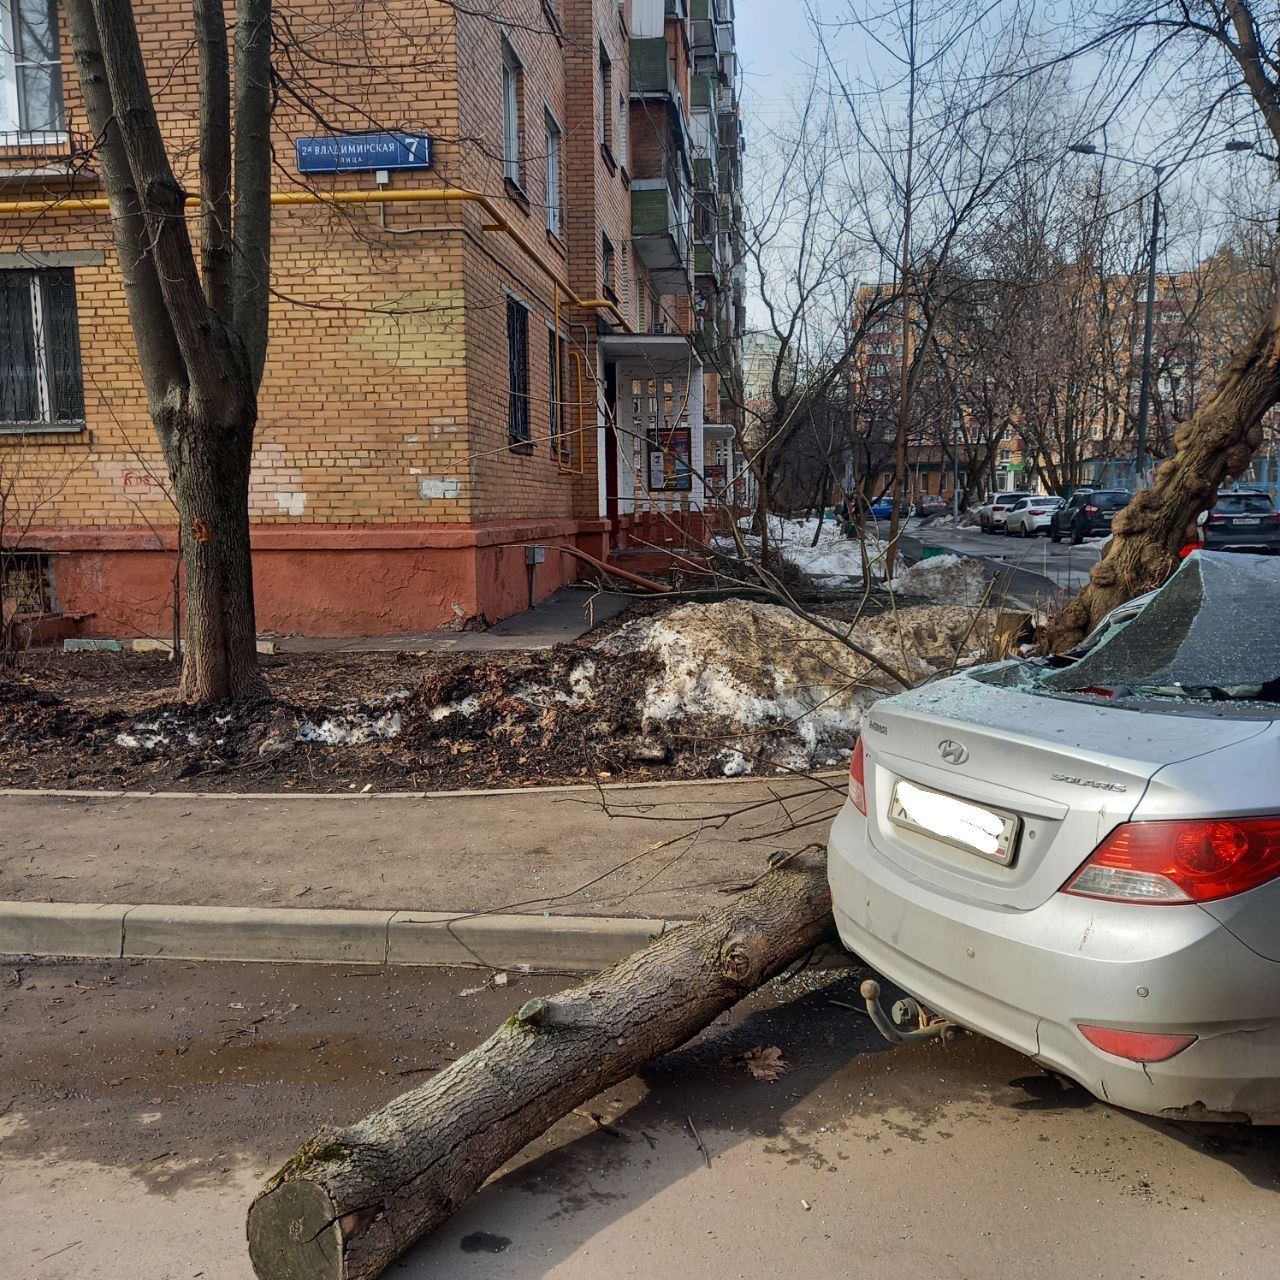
0,268,85,430
507,296,530,447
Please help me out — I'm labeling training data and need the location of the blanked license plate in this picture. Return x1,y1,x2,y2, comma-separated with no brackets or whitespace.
889,779,1020,865
1235,517,1262,526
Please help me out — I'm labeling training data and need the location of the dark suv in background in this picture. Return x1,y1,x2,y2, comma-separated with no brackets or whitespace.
1049,489,1131,544
1203,489,1280,553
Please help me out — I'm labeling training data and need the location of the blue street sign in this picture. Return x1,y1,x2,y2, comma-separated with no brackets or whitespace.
295,133,433,175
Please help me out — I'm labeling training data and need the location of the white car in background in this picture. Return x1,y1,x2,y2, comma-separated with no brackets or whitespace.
977,491,1033,533
1004,495,1064,537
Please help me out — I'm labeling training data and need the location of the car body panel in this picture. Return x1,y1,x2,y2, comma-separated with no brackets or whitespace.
861,673,1267,911
830,798,1280,1121
829,624,1280,1121
1137,729,1280,960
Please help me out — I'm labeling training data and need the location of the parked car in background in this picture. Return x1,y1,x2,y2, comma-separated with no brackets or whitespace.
1050,489,1131,544
829,552,1280,1123
869,496,908,521
1004,495,1064,537
914,494,948,519
1203,489,1280,553
977,491,1033,533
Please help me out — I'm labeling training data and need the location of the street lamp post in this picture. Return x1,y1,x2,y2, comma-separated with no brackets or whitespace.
951,416,961,520
1067,139,1257,484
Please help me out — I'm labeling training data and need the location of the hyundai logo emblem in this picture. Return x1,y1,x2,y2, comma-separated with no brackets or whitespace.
938,739,969,765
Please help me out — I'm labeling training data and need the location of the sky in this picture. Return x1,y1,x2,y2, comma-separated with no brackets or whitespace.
735,3,818,131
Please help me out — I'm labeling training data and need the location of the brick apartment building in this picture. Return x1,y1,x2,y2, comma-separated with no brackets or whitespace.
0,0,747,639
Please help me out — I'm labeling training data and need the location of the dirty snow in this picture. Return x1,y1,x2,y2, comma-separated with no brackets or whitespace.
889,554,990,606
429,695,481,722
599,599,917,774
297,711,403,745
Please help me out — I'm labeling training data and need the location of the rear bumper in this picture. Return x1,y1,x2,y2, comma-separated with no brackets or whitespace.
827,800,1280,1121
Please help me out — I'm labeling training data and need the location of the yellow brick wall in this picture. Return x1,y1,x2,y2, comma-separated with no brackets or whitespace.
0,0,632,535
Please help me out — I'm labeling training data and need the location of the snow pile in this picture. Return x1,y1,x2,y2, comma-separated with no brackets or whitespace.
596,598,917,774
890,554,990,606
719,516,890,583
297,710,403,745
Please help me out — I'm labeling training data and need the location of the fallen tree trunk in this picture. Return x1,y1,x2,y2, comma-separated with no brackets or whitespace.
246,849,834,1280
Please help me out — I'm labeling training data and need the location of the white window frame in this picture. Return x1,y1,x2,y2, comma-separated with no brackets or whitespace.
0,0,66,141
544,107,563,237
501,37,523,187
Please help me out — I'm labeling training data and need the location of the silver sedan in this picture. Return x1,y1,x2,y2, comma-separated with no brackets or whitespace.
828,551,1280,1122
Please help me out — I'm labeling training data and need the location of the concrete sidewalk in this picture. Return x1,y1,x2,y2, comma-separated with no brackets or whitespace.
0,777,836,919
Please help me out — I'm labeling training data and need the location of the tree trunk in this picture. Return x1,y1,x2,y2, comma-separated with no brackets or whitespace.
246,851,834,1280
1052,317,1280,650
167,405,265,701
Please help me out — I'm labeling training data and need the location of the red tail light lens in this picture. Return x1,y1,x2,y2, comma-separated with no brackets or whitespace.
1063,817,1280,904
1084,504,1100,514
849,737,867,816
1078,1025,1197,1063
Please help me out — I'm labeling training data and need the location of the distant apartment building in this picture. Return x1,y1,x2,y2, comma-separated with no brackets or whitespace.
0,0,747,639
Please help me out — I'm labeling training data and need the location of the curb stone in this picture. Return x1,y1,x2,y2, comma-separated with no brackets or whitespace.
0,900,672,974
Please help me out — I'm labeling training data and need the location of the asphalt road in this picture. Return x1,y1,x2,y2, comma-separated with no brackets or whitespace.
907,518,1106,602
4,958,1279,1280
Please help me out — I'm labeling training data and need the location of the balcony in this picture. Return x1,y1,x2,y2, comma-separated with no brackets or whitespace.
630,38,692,162
632,178,691,292
691,0,729,50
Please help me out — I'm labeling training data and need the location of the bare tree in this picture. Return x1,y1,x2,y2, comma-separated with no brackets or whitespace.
60,0,272,701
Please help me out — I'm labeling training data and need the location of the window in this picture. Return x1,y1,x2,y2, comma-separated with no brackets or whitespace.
602,233,616,300
0,0,64,136
1,550,55,615
544,109,562,237
0,268,84,429
598,44,613,154
507,296,530,446
501,38,523,187
617,83,628,169
548,327,568,459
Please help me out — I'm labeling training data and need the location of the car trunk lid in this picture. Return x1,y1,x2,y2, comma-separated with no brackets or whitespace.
861,672,1268,911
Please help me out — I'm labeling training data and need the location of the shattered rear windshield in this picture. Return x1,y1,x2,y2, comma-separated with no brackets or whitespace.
973,552,1280,716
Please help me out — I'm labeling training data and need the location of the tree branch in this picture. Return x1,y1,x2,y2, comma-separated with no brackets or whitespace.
63,0,186,415
232,0,274,391
194,0,233,319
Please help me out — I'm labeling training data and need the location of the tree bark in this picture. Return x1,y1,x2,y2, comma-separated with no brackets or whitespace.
246,850,834,1280
171,414,263,701
1052,316,1280,650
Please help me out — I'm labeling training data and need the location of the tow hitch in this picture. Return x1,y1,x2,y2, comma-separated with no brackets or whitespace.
860,978,960,1045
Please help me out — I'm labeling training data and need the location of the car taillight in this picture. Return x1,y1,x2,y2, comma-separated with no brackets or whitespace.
1063,817,1280,904
1084,504,1099,514
1077,1025,1197,1063
849,736,867,815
